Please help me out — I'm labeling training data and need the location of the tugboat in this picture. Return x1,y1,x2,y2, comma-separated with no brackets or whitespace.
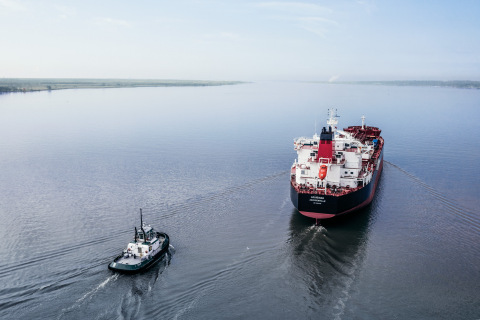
290,109,384,221
108,209,170,274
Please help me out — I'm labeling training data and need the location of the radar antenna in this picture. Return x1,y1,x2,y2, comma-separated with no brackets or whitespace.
327,108,339,132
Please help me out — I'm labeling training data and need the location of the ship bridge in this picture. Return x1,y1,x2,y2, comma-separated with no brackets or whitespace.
136,225,156,243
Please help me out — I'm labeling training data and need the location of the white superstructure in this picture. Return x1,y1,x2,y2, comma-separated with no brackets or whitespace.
292,109,378,193
112,224,166,267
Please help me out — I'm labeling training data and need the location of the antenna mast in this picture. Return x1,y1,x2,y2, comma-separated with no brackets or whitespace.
140,208,146,242
327,108,339,132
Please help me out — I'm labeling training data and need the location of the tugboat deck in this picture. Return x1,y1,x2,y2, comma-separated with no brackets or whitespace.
115,237,166,265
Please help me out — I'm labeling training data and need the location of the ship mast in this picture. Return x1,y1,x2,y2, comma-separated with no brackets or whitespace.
327,108,339,133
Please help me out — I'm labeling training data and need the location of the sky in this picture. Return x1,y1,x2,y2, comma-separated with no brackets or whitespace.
1,0,479,81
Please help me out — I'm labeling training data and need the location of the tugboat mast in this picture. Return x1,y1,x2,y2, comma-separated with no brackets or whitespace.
140,208,146,242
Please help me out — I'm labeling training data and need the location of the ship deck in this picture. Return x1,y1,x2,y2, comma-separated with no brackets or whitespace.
291,136,384,197
116,255,142,266
290,179,362,196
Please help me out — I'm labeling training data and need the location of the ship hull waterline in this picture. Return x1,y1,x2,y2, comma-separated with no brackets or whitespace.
291,153,383,220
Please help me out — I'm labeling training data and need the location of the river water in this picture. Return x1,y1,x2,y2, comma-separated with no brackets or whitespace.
0,82,479,319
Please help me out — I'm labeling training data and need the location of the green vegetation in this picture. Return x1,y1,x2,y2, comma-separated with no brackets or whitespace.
314,80,480,89
0,78,246,93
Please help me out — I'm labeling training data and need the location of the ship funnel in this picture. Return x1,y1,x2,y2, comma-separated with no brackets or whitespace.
316,125,334,163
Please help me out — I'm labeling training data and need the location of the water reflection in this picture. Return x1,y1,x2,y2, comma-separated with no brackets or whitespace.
287,207,373,313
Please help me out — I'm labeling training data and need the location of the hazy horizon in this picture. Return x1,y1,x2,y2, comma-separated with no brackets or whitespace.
1,1,479,81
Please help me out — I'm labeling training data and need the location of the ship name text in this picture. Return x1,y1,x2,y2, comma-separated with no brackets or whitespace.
309,196,326,204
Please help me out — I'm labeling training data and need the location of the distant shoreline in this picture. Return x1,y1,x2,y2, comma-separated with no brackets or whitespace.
0,78,247,94
2,79,479,93
309,80,480,89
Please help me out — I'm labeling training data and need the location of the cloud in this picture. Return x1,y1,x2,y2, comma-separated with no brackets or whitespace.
0,0,26,12
256,2,332,15
93,17,131,28
355,0,376,14
256,1,337,37
202,32,240,41
55,5,76,20
296,16,338,37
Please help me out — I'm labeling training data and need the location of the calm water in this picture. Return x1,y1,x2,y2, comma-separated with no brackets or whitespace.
0,82,479,319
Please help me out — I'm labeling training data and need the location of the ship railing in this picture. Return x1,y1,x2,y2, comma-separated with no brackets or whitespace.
317,157,332,164
332,157,345,165
292,180,362,196
357,177,366,187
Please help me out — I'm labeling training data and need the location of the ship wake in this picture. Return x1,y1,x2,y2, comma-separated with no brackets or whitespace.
385,160,480,232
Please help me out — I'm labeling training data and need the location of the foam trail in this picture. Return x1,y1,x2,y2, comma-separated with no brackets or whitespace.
57,274,119,319
75,274,119,304
280,195,290,209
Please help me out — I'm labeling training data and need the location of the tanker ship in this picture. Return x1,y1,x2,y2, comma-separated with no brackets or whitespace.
290,109,384,220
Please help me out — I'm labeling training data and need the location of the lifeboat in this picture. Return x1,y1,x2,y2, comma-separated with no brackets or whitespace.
318,165,328,180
